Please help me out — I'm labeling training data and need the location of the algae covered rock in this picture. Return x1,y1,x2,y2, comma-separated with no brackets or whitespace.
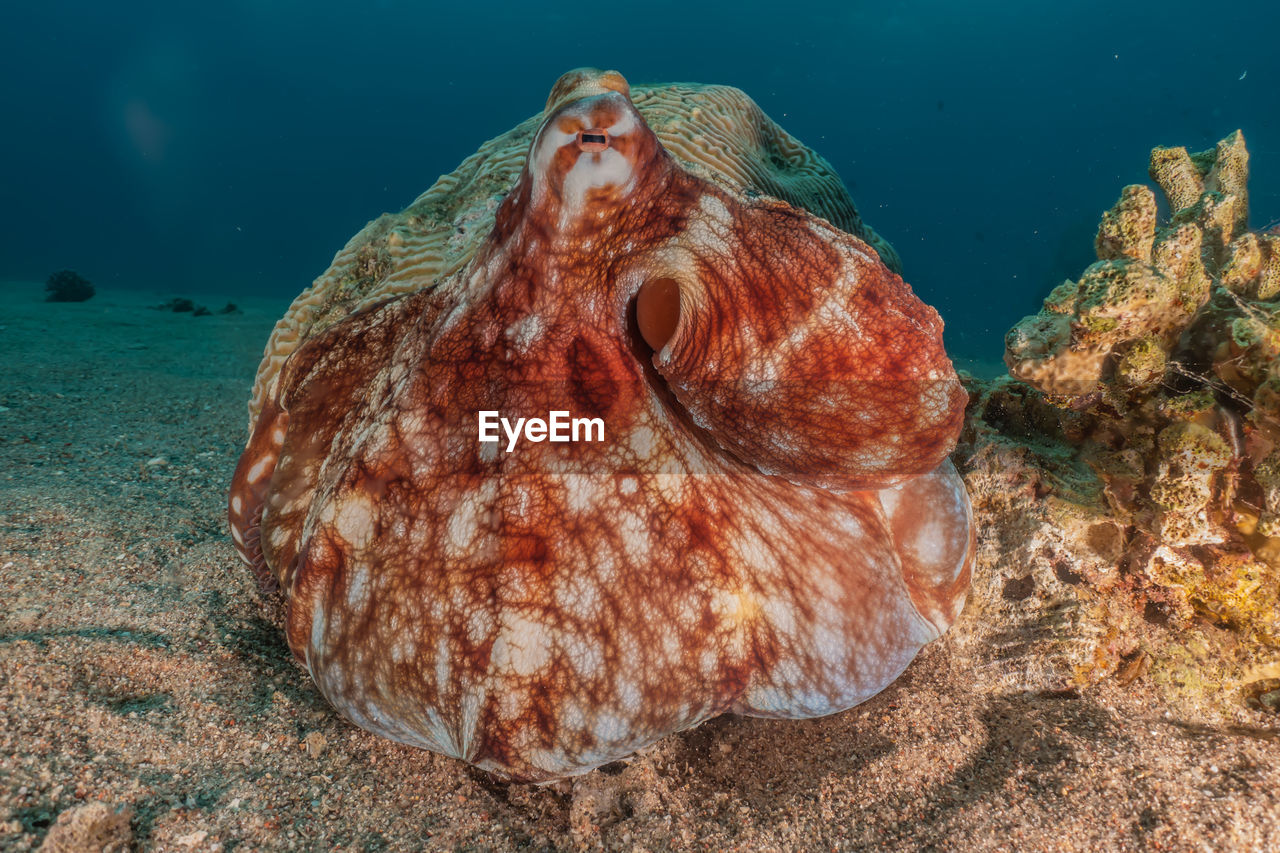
37,802,132,853
968,131,1280,709
44,269,94,303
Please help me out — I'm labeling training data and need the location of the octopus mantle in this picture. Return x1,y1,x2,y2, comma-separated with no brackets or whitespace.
229,68,973,781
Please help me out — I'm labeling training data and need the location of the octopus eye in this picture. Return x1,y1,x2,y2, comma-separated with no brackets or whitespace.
635,276,682,352
577,129,609,152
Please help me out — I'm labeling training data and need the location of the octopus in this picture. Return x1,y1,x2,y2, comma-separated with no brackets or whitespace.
228,68,974,782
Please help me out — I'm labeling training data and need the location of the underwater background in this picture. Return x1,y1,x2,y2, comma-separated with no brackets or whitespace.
2,0,1278,363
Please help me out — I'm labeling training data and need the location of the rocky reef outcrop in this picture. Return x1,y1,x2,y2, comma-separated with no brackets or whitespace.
956,132,1280,712
44,269,94,303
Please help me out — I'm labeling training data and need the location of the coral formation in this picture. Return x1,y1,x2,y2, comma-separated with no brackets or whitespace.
153,298,195,312
966,131,1280,706
229,68,971,781
151,297,228,315
43,269,94,303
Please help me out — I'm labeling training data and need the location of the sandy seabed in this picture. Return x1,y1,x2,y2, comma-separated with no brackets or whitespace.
1,281,1278,852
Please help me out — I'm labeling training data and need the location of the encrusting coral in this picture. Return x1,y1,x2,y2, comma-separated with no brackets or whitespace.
960,131,1280,708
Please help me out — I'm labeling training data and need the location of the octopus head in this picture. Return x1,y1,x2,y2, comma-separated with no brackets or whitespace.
522,69,666,229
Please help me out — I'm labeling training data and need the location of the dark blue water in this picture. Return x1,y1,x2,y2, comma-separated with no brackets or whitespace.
3,0,1278,361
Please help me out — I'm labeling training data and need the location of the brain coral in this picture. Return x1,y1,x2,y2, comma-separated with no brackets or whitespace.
228,68,972,781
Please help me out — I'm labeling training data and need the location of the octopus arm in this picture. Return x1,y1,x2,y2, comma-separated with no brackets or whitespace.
647,189,966,491
880,459,975,634
229,293,431,597
731,463,972,718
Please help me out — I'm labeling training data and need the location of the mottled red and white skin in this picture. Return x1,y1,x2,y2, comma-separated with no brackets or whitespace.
229,69,973,782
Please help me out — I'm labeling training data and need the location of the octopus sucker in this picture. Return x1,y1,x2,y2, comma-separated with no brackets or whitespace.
228,68,974,781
